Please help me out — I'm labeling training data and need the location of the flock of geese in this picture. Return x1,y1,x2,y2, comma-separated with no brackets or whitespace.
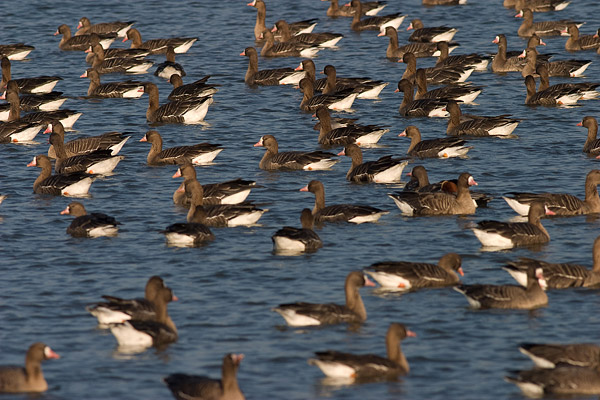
2,0,600,398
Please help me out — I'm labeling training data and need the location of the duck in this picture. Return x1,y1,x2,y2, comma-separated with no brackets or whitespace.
446,100,520,136
168,74,219,100
321,64,388,99
503,236,600,289
395,79,448,118
388,172,478,216
299,77,358,111
272,208,323,253
406,19,458,42
506,366,600,397
515,8,581,37
502,170,600,216
46,121,129,158
161,206,215,247
81,68,144,98
435,41,490,71
272,270,375,326
273,20,344,48
563,24,600,51
154,46,185,79
536,64,599,100
27,154,94,196
519,46,591,78
364,253,463,290
378,27,456,59
60,201,120,238
122,28,197,54
241,47,305,86
140,130,222,166
87,43,153,74
259,29,320,58
254,134,339,170
0,57,62,94
0,81,66,112
324,0,387,17
454,265,548,309
399,125,472,158
471,201,555,249
54,24,115,51
0,43,35,60
144,82,213,124
578,116,600,156
309,323,415,379
50,131,123,175
247,0,317,40
517,342,600,369
338,143,408,183
86,276,175,326
75,17,135,37
414,69,482,104
0,343,59,393
300,180,389,223
524,74,583,106
349,0,405,32
510,0,570,12
400,52,474,85
164,354,245,400
172,164,259,206
314,105,388,146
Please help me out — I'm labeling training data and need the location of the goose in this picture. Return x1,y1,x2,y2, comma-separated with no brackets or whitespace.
299,76,358,112
324,0,387,17
321,64,388,99
349,0,405,32
524,74,583,106
517,342,600,369
399,125,471,158
140,130,222,166
1,88,81,129
519,46,591,78
536,63,599,99
338,143,408,183
0,81,66,112
446,100,520,136
510,0,570,12
54,24,115,51
314,105,388,146
0,343,59,393
154,46,185,79
260,29,320,58
81,68,144,98
46,121,129,158
578,116,600,156
75,17,135,37
396,79,448,118
435,41,490,71
563,24,600,51
407,19,458,42
161,206,215,247
27,154,94,196
84,33,150,64
0,57,62,94
273,20,344,48
515,8,582,37
144,82,212,124
241,47,305,86
60,201,120,237
247,0,317,40
506,367,600,397
122,28,197,54
378,27,457,58
272,208,323,253
87,43,153,74
168,74,219,100
0,43,35,60
401,52,474,85
254,134,339,171
414,69,482,104
50,131,123,175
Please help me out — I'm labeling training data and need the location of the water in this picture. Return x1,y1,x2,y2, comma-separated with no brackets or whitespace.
1,0,600,399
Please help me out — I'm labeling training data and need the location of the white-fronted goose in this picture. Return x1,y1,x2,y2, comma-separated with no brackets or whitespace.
0,118,42,142
395,79,448,118
516,8,581,37
299,77,358,111
321,64,388,99
506,367,600,397
388,172,477,215
536,64,599,100
0,43,35,61
0,57,62,94
140,130,222,166
423,0,467,4
0,343,59,393
504,236,600,289
309,323,414,379
50,131,123,175
520,46,590,78
472,201,555,248
0,81,66,112
273,20,344,48
524,74,583,106
579,116,600,156
123,28,197,54
414,69,482,104
2,89,81,129
75,17,135,37
254,134,339,170
81,68,144,98
272,208,323,253
401,52,474,85
144,82,212,124
339,144,408,183
54,24,115,51
300,180,389,223
247,0,317,40
272,270,375,326
314,105,388,146
491,34,527,73
325,0,387,17
365,253,463,290
503,170,600,216
564,24,600,51
161,206,215,247
260,29,320,58
378,27,457,58
407,19,457,43
27,154,94,196
511,0,570,12
84,33,150,64
435,41,489,71
154,46,185,79
168,74,219,100
87,43,153,74
164,354,245,400
399,125,471,158
349,0,405,32
241,47,305,86
454,264,548,309
518,343,600,369
60,202,119,238
46,121,129,158
446,100,520,136
86,276,174,326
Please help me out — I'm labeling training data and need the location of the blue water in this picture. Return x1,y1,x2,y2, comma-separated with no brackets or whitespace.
1,0,600,399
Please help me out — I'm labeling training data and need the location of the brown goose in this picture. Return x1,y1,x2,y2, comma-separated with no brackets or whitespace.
0,343,59,393
519,46,591,78
81,68,144,98
84,33,150,64
164,354,245,400
314,106,388,146
510,0,570,12
309,323,415,379
446,100,520,136
472,201,555,248
503,170,600,216
401,52,474,86
50,131,123,175
273,20,344,48
399,125,472,158
247,0,318,40
254,134,339,171
60,201,120,238
564,24,600,51
378,27,457,59
75,17,135,37
504,236,600,289
396,79,448,118
161,206,215,247
87,43,153,74
407,19,457,43
168,74,219,100
0,57,62,94
339,143,408,183
46,121,129,159
241,47,305,86
516,8,581,37
349,0,405,32
272,270,375,326
491,34,550,73
27,154,94,196
122,28,197,54
260,29,320,58
144,82,213,124
299,77,358,111
140,130,222,166
272,208,323,253
0,43,35,61
388,172,477,216
506,367,600,397
518,342,600,369
454,264,548,309
423,0,467,4
324,0,387,17
54,24,116,51
365,253,463,290
154,46,185,79
435,41,490,71
0,80,66,113
321,64,388,99
536,64,600,99
86,276,175,326
414,69,482,104
524,74,584,106
579,116,600,156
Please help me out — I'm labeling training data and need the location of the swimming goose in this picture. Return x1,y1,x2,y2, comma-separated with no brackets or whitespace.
247,0,317,40
524,74,582,106
299,77,358,111
0,81,66,112
123,28,197,54
446,100,520,136
510,0,570,12
401,52,474,85
536,64,599,100
517,342,600,369
75,17,135,37
27,154,94,196
414,69,482,104
241,47,305,86
161,206,215,247
563,24,600,51
399,125,471,158
140,130,222,166
260,29,320,58
506,367,600,397
435,41,490,71
515,8,581,37
144,82,212,124
46,121,129,158
0,343,59,393
349,0,405,32
54,24,115,51
0,43,35,60
396,79,448,118
339,143,408,183
407,19,457,43
84,33,150,64
578,116,600,156
87,43,153,74
321,64,388,99
168,74,219,100
0,57,62,94
273,20,344,48
154,46,185,79
325,0,387,17
520,46,591,78
314,105,388,146
378,27,456,58
272,208,323,253
81,68,144,98
60,201,120,237
2,89,81,129
254,134,339,170
50,131,123,175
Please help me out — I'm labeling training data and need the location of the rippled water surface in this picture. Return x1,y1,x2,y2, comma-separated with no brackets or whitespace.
2,0,600,399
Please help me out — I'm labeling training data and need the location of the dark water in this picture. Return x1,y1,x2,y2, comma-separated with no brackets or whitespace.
1,0,600,399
